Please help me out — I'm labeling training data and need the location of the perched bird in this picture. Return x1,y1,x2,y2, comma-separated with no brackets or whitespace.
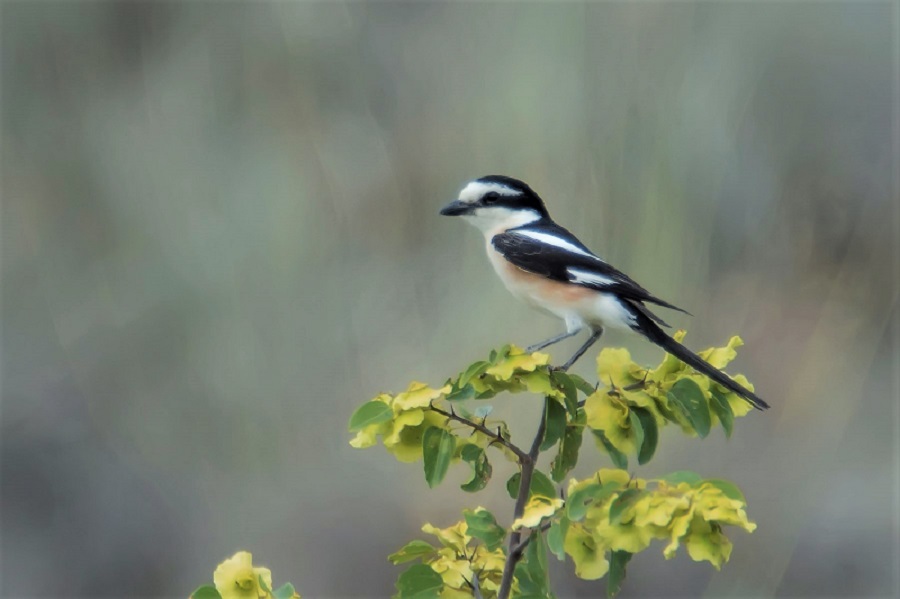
440,175,768,410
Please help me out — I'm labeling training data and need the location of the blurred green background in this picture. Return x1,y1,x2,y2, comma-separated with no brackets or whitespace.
1,2,897,597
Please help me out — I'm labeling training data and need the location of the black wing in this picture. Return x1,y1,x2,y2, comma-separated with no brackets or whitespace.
491,224,690,318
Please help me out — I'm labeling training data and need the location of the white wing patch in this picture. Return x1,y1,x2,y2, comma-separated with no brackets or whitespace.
515,231,603,260
459,181,519,204
568,267,614,287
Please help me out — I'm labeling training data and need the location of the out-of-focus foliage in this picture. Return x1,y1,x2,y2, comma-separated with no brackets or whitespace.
351,339,759,597
2,3,894,597
191,552,300,599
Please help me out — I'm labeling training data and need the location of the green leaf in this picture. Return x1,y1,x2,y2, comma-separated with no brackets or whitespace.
706,478,746,502
473,405,493,419
459,444,492,493
709,388,735,438
547,516,569,560
395,563,443,599
592,430,628,469
515,530,551,596
607,550,632,597
445,383,475,402
389,540,438,564
273,583,297,599
567,373,597,396
566,481,620,521
551,371,579,417
628,409,645,458
632,407,658,465
507,472,520,499
531,470,557,499
348,400,392,432
464,508,506,551
454,403,474,420
551,420,585,482
459,360,491,387
422,427,456,488
540,399,568,451
190,586,222,599
609,488,645,524
259,575,272,594
506,470,557,501
661,470,703,485
667,378,711,438
490,344,512,364
475,389,498,400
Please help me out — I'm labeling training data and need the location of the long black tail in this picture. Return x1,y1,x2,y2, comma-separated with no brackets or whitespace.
632,311,770,411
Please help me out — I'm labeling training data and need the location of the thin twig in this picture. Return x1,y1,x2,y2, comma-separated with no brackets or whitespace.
429,404,529,464
470,570,484,599
577,377,651,408
497,398,549,599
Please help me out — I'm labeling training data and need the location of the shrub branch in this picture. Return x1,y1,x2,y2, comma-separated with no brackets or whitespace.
497,396,549,599
429,404,529,464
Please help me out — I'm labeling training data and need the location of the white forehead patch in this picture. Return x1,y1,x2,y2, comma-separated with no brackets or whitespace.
458,181,519,204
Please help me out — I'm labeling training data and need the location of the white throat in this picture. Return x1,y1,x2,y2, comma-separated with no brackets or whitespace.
461,207,542,237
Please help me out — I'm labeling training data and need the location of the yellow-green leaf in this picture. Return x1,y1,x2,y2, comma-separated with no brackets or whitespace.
512,496,564,529
389,540,438,564
684,521,733,570
421,521,470,552
661,470,703,485
485,348,549,380
597,347,640,388
699,336,743,369
567,481,620,521
564,525,609,580
395,382,450,411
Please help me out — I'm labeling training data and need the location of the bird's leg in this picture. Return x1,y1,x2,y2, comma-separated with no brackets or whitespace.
525,329,580,353
558,328,604,372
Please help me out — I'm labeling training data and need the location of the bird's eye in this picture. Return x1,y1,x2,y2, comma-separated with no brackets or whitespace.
483,192,500,204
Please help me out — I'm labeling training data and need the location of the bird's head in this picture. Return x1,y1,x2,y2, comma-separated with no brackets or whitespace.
440,175,549,234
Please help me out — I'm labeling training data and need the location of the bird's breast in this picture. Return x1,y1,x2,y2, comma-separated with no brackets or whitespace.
484,238,636,331
485,241,595,307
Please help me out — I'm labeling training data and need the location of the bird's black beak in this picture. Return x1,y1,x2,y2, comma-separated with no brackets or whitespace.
439,200,471,216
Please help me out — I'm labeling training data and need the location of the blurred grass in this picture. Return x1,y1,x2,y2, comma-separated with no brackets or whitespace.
1,2,896,597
